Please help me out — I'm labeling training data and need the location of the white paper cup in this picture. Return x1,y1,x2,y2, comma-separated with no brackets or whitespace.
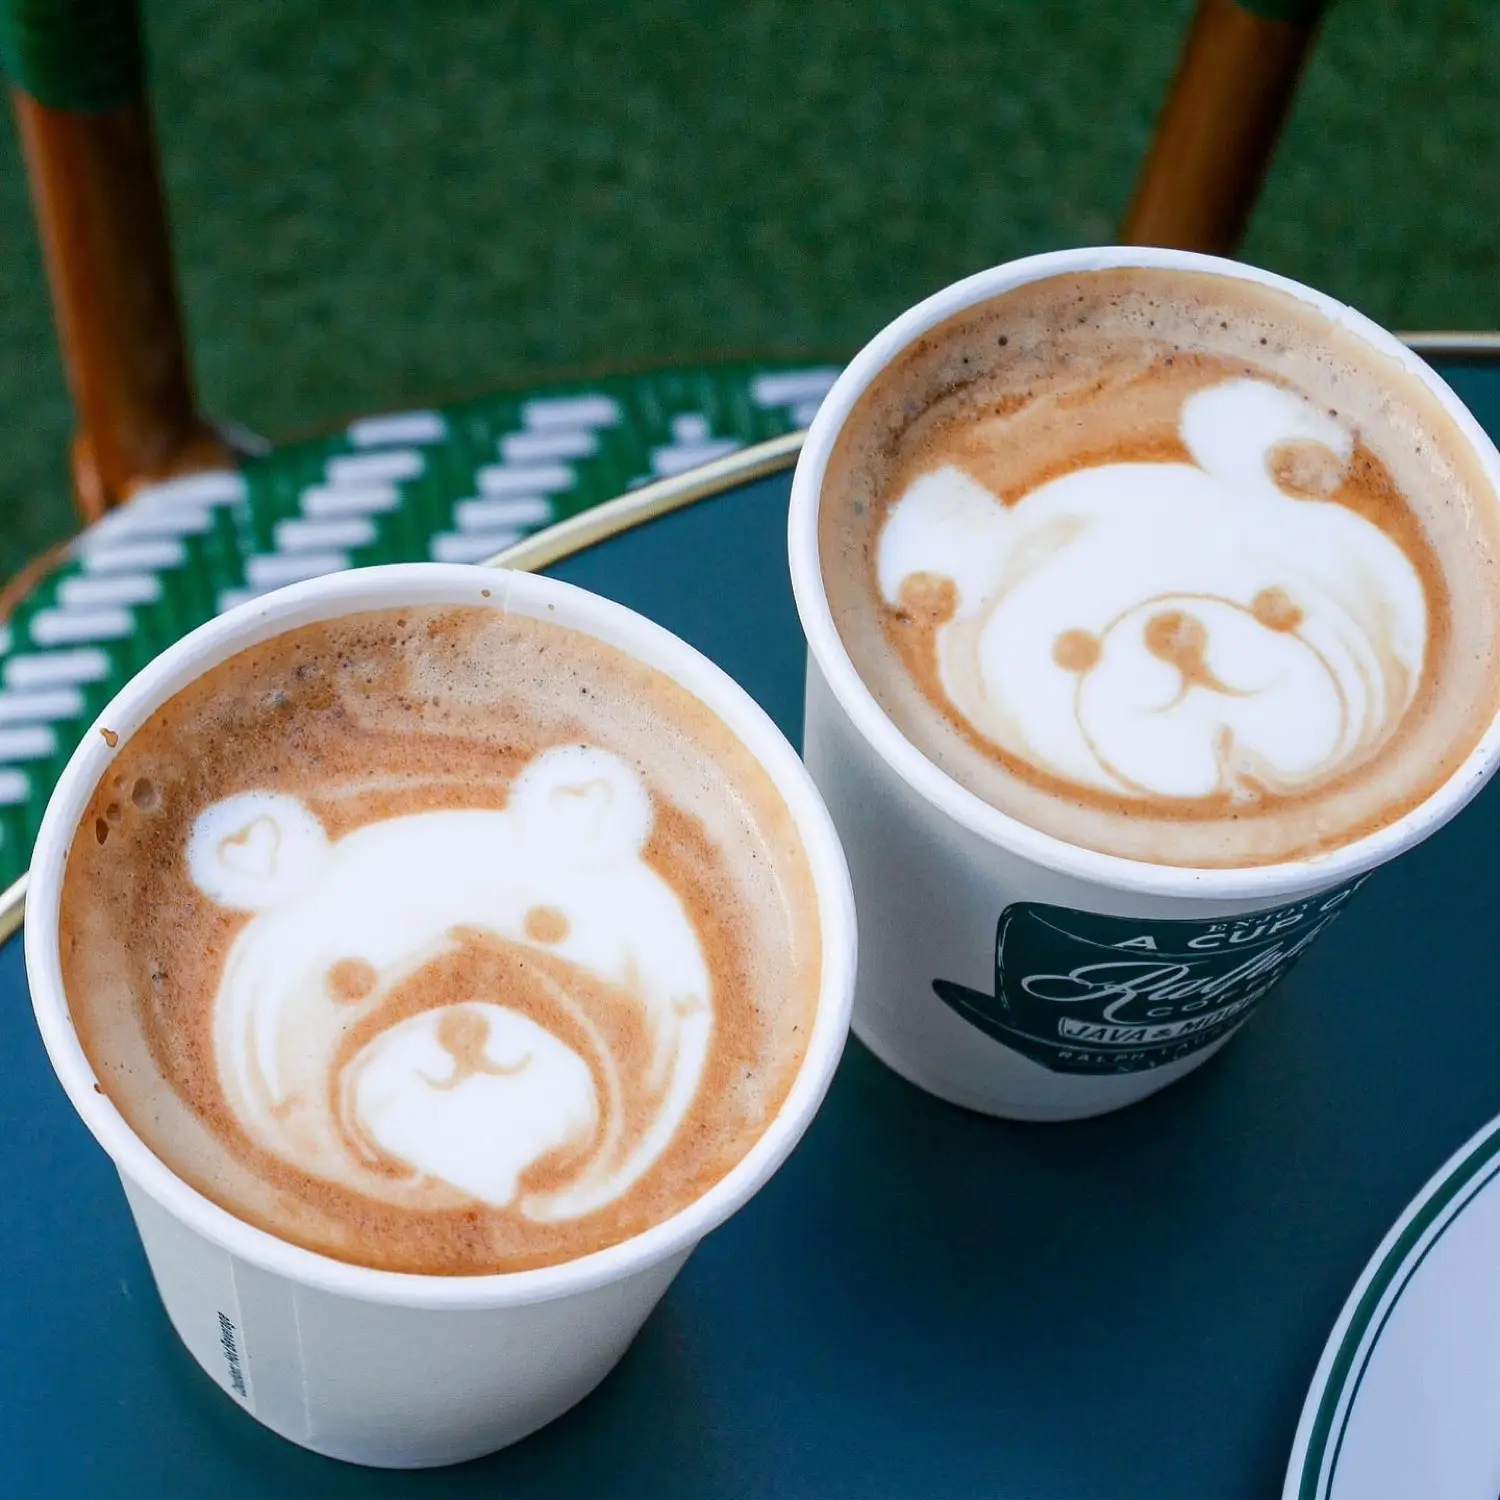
788,246,1500,1122
26,563,856,1468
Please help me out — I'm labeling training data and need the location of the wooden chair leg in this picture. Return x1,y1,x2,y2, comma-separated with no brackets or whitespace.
5,0,229,522
1120,0,1325,257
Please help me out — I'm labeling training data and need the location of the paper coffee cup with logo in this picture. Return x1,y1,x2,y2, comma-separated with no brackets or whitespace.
26,563,856,1467
789,246,1500,1121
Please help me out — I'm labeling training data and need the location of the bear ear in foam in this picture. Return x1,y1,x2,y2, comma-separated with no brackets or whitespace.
1180,378,1353,492
512,745,652,862
877,465,1008,611
186,792,332,911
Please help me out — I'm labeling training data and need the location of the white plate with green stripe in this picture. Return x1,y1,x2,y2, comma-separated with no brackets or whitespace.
1286,1113,1500,1499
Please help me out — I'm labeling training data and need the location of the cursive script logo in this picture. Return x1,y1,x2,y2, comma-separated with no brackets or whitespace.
932,879,1364,1074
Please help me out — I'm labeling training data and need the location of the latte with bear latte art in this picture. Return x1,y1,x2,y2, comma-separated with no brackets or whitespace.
819,266,1500,866
60,606,820,1275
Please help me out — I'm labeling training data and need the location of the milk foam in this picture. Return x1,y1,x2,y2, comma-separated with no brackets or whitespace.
822,266,1500,865
186,745,714,1221
878,379,1428,802
60,605,822,1274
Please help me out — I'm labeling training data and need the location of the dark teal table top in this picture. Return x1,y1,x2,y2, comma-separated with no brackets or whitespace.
8,381,1500,1495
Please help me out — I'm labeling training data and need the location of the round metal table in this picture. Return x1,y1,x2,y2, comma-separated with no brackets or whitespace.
7,355,1500,1497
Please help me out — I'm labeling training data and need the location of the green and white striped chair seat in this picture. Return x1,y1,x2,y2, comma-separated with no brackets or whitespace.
0,359,839,893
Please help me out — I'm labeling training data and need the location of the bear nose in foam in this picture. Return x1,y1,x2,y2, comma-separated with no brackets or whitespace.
423,1007,532,1089
346,1003,599,1209
1141,609,1236,701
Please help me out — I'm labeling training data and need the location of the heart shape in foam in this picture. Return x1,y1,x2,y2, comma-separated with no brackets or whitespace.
187,790,331,911
218,816,281,879
553,778,611,834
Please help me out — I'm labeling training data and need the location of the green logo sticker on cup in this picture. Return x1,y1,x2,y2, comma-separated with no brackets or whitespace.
932,878,1366,1076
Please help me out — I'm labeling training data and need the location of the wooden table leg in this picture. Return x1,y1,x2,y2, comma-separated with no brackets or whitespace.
1120,0,1325,257
12,88,230,522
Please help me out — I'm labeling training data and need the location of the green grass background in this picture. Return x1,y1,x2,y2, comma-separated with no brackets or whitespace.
2,0,1496,581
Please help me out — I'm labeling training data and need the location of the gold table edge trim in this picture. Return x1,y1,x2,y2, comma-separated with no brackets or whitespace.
0,429,807,944
1401,332,1500,354
481,429,804,573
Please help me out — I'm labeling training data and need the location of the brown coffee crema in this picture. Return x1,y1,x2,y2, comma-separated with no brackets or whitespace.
819,267,1500,867
60,607,821,1275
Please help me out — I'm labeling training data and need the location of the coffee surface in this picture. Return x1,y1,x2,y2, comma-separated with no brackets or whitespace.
61,605,821,1274
820,267,1500,866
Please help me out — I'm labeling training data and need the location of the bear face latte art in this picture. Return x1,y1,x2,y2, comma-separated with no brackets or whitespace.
819,267,1500,866
59,607,821,1274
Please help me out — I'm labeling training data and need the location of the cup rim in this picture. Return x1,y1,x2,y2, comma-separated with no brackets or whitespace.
788,245,1500,903
25,563,857,1309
